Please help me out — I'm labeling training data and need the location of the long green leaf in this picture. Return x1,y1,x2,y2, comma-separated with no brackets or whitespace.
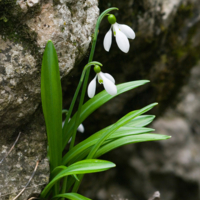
65,133,170,191
53,193,91,200
63,115,155,165
126,115,155,127
62,127,153,165
94,134,171,158
64,133,171,192
41,40,62,171
62,80,150,148
51,165,67,179
87,103,158,159
40,159,115,198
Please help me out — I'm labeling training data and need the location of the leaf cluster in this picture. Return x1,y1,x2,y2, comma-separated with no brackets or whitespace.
40,8,170,199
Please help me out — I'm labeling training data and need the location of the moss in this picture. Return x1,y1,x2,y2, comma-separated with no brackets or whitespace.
53,0,60,6
0,0,17,22
0,1,42,63
147,3,200,114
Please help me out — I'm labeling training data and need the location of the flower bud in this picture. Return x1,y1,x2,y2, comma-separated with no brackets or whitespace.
94,65,101,73
108,14,116,24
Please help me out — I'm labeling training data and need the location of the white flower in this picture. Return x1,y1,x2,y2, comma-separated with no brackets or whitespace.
103,23,135,53
77,123,84,133
62,120,84,133
87,71,117,98
62,121,84,143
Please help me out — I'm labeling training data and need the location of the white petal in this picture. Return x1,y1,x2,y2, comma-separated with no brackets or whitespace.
62,121,65,128
117,23,135,39
77,124,84,133
68,137,72,143
103,28,112,52
103,73,115,84
100,72,117,96
87,76,97,98
63,119,84,133
114,24,130,53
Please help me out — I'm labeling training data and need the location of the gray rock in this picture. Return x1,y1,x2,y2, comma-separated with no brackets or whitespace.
0,0,98,199
127,62,200,200
0,0,99,130
0,109,49,200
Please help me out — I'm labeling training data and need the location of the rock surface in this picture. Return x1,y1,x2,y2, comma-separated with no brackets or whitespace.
0,0,99,130
0,109,48,200
0,0,98,199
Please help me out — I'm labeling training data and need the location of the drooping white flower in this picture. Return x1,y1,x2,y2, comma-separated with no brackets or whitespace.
87,65,117,98
103,14,135,53
62,113,85,144
62,120,84,133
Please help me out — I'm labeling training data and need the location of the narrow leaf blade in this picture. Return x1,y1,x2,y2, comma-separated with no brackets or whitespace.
41,40,62,170
53,193,91,200
95,134,171,158
126,115,155,127
40,159,115,198
62,80,149,148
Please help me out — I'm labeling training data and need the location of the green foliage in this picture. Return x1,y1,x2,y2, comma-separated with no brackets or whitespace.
53,193,91,200
41,40,63,171
40,7,170,200
40,159,115,198
62,80,150,148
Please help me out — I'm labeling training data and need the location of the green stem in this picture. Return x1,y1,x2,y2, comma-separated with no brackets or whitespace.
61,62,102,198
62,61,102,146
71,7,118,193
60,177,68,200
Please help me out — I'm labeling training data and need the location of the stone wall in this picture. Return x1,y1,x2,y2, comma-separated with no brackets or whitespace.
0,0,99,199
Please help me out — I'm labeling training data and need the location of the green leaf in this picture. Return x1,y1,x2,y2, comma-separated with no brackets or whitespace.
63,133,171,192
94,134,171,158
53,193,91,200
73,174,80,182
62,80,150,149
62,127,153,165
40,159,115,198
51,165,67,179
126,115,155,127
87,103,158,159
41,40,62,171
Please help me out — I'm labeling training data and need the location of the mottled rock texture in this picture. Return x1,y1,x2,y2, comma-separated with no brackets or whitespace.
0,0,99,130
0,0,98,199
0,109,48,200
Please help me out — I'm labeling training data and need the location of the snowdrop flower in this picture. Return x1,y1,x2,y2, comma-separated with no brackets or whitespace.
104,14,135,53
62,120,84,133
87,65,117,98
62,120,84,143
